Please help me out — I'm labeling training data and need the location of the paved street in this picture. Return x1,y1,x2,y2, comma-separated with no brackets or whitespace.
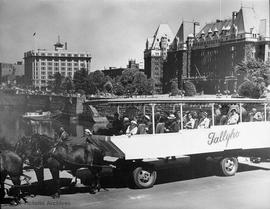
2,160,270,209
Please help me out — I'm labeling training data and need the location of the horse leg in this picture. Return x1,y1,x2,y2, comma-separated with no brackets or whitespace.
0,172,7,200
34,167,44,194
88,168,101,194
95,168,102,192
10,175,23,205
49,168,60,199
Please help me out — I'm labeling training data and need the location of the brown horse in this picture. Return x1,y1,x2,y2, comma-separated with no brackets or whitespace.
15,134,105,198
0,150,23,204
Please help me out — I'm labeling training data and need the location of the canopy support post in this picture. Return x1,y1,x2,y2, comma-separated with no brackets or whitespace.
239,103,242,122
264,103,267,121
180,103,183,130
211,103,215,126
151,103,156,134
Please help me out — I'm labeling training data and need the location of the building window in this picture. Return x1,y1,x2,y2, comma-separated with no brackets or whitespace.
54,63,59,66
61,67,66,71
54,53,58,56
61,62,66,66
67,63,72,66
74,63,78,66
48,53,52,56
74,54,78,57
80,54,85,57
61,54,65,56
41,53,46,56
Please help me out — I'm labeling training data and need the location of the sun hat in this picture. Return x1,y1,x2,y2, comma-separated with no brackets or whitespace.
131,120,137,125
168,114,176,120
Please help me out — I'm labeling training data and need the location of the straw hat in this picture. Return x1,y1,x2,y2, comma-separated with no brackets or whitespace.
131,120,137,125
168,114,176,120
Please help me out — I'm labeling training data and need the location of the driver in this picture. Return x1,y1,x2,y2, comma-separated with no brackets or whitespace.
84,129,93,144
58,127,69,143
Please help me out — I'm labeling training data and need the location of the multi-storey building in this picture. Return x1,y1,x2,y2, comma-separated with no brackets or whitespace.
0,61,24,84
144,24,174,93
24,37,91,89
102,59,143,79
165,6,270,94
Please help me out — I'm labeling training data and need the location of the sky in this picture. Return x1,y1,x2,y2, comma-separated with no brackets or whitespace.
0,0,269,71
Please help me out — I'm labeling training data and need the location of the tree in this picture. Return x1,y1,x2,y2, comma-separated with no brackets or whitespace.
238,80,261,98
61,76,74,93
120,69,139,86
133,72,149,95
235,59,270,98
104,81,113,93
48,72,64,93
73,68,90,93
89,70,106,92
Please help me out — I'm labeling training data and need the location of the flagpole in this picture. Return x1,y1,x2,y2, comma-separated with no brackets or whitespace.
33,32,37,51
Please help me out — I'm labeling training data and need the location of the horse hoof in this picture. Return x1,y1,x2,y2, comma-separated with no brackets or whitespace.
52,193,60,199
89,189,96,194
69,182,76,187
10,200,19,206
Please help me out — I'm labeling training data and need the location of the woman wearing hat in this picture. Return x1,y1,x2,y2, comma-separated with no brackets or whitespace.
227,108,239,125
198,112,210,129
126,120,138,136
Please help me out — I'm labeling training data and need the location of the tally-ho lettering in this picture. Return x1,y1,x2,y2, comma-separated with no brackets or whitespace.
207,128,239,147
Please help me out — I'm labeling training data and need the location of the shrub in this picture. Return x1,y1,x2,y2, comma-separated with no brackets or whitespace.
183,81,196,96
238,80,261,98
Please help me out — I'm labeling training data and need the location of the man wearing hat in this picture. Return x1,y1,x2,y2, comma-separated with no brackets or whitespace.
166,113,180,133
198,112,210,129
84,129,94,144
58,127,69,143
126,120,138,136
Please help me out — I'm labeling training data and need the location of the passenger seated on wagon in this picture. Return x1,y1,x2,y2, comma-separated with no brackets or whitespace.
126,120,138,136
165,114,180,133
137,115,152,134
184,112,195,129
156,116,166,133
122,117,130,134
227,108,239,125
197,112,210,129
111,112,123,135
248,108,257,122
253,112,263,121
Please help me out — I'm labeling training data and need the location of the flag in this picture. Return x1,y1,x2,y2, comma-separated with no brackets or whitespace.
33,32,36,36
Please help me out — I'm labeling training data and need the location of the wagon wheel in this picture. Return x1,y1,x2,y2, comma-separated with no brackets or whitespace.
132,167,157,189
220,157,238,176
